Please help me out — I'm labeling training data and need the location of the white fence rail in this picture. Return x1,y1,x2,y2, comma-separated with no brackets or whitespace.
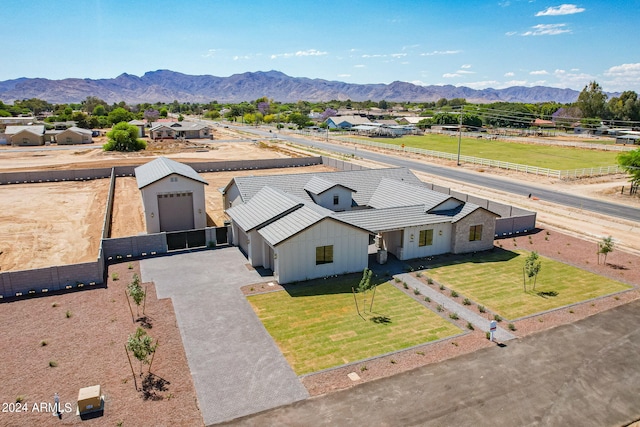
293,130,623,179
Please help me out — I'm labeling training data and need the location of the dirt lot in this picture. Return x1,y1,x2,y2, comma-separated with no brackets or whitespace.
0,261,201,426
110,177,145,238
0,180,107,271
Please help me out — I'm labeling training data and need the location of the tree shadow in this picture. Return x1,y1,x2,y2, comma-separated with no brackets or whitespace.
536,290,558,298
370,315,392,324
136,316,153,329
607,263,629,270
141,373,170,401
282,272,387,298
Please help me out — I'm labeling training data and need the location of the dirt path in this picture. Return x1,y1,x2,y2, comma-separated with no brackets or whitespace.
110,177,145,238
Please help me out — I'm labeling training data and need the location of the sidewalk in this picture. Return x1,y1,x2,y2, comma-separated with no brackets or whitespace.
396,273,516,342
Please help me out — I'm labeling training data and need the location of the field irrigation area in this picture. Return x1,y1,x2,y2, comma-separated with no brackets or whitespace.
362,134,620,170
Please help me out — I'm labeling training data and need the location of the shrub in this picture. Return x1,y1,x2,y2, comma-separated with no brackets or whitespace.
436,304,444,312
494,314,502,322
128,263,133,270
416,351,425,356
427,278,434,285
424,296,431,303
111,272,119,281
16,395,25,403
449,312,459,320
478,305,486,313
463,298,471,305
450,290,459,298
403,282,409,289
40,340,48,347
65,310,72,318
360,365,367,372
394,277,401,283
390,359,396,364
413,287,421,295
439,284,445,290
508,323,516,331
485,332,491,340
416,272,422,278
51,302,58,308
467,322,474,330
48,360,58,368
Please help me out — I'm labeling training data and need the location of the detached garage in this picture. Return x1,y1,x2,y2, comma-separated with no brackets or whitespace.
135,157,208,234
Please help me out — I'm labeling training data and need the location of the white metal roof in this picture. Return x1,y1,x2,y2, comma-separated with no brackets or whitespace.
135,157,209,189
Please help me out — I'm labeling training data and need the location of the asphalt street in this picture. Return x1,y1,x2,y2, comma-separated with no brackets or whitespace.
232,125,640,223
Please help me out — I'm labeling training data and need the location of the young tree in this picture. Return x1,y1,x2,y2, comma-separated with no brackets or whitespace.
104,122,146,152
524,251,542,291
126,327,157,376
127,274,145,317
598,236,615,265
357,268,374,313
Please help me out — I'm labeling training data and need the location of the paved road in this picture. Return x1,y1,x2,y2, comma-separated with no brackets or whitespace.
230,125,640,223
223,299,640,427
140,248,309,426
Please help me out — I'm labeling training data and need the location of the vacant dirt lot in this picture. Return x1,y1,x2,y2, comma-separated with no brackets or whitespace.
0,180,107,271
0,262,202,426
110,177,145,238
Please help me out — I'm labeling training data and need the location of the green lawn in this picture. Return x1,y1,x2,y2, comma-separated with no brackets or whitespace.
248,276,462,375
424,249,632,320
356,134,619,170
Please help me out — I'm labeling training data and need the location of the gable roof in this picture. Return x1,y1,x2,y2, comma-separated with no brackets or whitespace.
226,186,302,232
303,176,356,195
5,125,45,135
135,157,209,189
224,167,423,207
149,121,208,132
368,178,454,210
58,126,92,136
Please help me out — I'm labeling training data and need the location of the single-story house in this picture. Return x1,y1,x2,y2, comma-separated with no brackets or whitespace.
55,126,93,144
223,168,499,284
129,119,146,137
616,134,640,145
135,157,208,234
149,121,211,140
325,115,372,129
397,117,425,125
5,125,45,146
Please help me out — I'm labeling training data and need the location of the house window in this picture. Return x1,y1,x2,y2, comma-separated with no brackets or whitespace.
419,229,433,247
66,137,72,144
469,225,483,241
316,245,334,265
333,195,339,205
170,177,178,182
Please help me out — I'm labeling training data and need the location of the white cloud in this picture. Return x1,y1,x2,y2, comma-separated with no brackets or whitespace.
505,31,518,36
202,49,218,58
391,53,408,58
461,64,472,69
443,73,461,78
530,70,549,75
504,72,515,77
410,80,429,86
602,63,640,91
522,24,571,36
535,4,585,16
420,50,461,56
463,80,501,89
270,49,328,59
362,54,386,58
457,70,475,74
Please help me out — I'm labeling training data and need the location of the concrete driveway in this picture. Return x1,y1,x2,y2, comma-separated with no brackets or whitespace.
223,299,640,427
140,248,309,426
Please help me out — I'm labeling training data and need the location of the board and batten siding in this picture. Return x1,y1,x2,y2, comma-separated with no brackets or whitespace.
309,186,353,211
274,219,369,284
398,223,452,260
141,174,206,234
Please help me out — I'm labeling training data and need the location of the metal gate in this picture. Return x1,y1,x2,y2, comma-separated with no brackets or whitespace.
215,226,228,245
166,229,207,251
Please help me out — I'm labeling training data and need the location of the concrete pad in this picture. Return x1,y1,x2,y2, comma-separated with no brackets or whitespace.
140,248,309,425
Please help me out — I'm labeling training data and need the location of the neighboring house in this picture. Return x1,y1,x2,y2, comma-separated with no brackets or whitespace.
128,119,146,137
56,126,93,144
223,168,499,284
149,121,211,140
5,125,45,146
397,116,425,125
325,115,372,129
135,157,208,234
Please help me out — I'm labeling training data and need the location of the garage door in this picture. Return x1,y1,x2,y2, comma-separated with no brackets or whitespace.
158,192,195,232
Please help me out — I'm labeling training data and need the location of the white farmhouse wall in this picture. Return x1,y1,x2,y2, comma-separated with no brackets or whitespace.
248,229,263,267
223,183,242,210
399,223,452,260
309,187,353,211
274,219,369,284
141,174,206,234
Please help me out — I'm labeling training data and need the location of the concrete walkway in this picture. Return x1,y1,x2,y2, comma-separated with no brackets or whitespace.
397,273,517,342
140,248,309,426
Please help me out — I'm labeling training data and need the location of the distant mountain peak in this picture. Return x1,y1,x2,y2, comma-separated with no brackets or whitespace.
0,70,585,104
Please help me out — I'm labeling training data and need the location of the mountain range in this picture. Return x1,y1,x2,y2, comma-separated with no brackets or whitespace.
0,70,589,105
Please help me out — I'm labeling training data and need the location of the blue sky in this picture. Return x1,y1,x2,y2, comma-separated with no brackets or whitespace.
3,0,639,92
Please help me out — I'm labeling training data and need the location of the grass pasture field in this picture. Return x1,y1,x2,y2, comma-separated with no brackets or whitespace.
423,249,632,320
361,134,620,170
248,276,462,375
